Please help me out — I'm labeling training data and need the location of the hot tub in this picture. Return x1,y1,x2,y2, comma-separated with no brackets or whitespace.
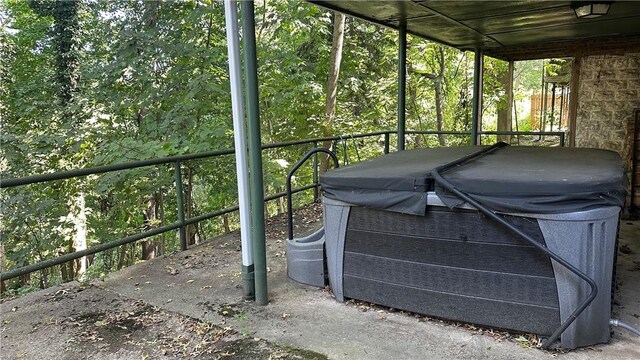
288,144,627,349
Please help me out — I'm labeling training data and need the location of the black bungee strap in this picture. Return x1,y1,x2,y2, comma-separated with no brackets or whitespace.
430,142,598,349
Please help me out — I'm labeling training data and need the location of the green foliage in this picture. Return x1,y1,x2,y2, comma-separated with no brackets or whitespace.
515,60,544,93
407,37,474,144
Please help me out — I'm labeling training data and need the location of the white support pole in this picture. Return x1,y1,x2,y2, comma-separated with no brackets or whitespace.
224,0,254,300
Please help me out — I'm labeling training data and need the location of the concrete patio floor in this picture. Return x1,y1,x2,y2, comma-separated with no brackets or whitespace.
2,207,639,359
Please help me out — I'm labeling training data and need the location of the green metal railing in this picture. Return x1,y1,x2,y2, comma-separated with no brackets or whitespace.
407,130,565,147
0,131,388,282
0,129,565,282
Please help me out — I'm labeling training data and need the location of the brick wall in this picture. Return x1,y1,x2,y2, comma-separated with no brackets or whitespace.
575,52,640,183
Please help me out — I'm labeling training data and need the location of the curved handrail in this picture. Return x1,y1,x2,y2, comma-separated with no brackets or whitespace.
430,142,598,349
286,148,339,240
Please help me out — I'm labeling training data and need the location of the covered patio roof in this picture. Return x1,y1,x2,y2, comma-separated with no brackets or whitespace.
310,1,640,60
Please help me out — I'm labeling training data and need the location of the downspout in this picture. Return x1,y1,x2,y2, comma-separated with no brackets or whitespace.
224,0,254,301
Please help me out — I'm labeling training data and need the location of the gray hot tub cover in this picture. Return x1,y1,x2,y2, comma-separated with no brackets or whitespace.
319,145,627,215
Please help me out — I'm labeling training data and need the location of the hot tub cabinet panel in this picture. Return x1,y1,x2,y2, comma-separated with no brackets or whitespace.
323,197,620,349
306,145,626,349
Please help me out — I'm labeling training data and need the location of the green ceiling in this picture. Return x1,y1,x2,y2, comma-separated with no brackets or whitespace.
309,1,640,60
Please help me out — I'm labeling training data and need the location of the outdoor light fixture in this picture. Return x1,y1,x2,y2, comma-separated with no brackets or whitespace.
573,2,612,19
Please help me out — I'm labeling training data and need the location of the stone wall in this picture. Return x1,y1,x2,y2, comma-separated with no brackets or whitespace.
575,52,640,194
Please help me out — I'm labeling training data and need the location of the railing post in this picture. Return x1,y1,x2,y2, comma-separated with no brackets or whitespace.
332,140,338,160
174,161,187,251
242,0,268,306
560,132,565,147
312,141,319,201
384,132,390,154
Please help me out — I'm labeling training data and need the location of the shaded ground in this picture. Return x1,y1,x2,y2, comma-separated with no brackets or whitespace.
1,284,326,360
2,204,639,359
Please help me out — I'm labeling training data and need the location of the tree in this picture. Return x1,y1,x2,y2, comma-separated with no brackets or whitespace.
414,45,446,146
320,12,345,172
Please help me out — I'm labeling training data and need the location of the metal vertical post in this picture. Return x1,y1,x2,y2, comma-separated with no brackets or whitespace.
384,132,390,154
224,0,254,301
559,85,565,127
541,61,547,133
332,140,337,159
505,60,514,144
312,141,319,201
471,49,484,146
397,22,407,151
241,0,268,306
568,57,581,147
174,161,187,251
550,83,556,131
542,81,548,134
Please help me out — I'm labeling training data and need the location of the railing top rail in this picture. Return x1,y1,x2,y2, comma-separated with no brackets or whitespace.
0,148,235,189
0,131,394,189
406,130,470,135
478,130,565,136
261,130,392,149
407,130,565,136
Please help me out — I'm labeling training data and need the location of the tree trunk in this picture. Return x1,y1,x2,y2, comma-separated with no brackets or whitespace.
434,47,446,146
513,99,520,145
197,219,206,242
434,79,445,146
39,267,48,289
128,243,137,266
29,0,80,106
117,245,127,270
67,242,75,280
320,12,346,172
0,243,5,294
19,258,31,288
278,189,286,215
223,214,231,233
186,166,196,246
138,1,163,260
141,195,158,260
141,240,156,260
407,60,423,147
72,192,88,280
157,190,165,254
497,61,514,143
60,262,71,282
415,47,446,146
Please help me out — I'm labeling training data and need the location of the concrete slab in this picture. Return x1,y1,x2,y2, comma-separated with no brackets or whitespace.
2,210,639,359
